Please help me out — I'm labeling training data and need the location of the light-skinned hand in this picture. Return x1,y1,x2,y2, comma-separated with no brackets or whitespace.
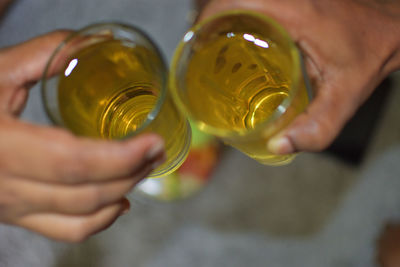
0,31,165,242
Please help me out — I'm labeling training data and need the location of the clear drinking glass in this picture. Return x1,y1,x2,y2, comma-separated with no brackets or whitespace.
170,10,311,166
135,121,220,201
42,23,191,178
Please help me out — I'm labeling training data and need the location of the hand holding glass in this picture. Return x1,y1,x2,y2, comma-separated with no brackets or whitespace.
42,23,191,178
170,11,310,165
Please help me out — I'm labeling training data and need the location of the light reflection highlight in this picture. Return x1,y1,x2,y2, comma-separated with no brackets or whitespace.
183,31,194,42
254,39,269,48
243,33,256,42
64,59,78,77
243,33,269,48
138,179,162,195
277,105,286,114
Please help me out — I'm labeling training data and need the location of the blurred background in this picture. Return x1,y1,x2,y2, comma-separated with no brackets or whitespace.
0,0,399,266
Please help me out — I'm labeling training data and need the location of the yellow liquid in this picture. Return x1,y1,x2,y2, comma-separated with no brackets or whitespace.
183,32,308,164
58,39,190,176
100,85,157,139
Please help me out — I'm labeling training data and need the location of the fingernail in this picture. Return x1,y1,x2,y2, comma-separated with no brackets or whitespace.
119,199,131,216
267,136,293,155
145,141,165,161
120,207,130,216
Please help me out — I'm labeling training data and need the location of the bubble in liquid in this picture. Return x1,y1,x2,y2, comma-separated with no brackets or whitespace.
214,56,226,74
232,62,242,73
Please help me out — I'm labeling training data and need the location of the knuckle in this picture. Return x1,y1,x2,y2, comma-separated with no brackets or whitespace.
59,149,90,183
55,186,103,214
46,30,72,43
51,29,71,36
0,180,19,218
0,193,15,218
310,118,336,151
82,186,103,211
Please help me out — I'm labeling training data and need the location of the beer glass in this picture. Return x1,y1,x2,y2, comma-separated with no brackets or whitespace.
170,11,311,165
42,23,191,178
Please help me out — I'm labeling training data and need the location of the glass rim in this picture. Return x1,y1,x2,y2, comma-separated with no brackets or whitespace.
170,10,307,140
41,22,168,138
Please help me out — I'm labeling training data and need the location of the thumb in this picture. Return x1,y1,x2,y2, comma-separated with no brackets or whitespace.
0,30,73,89
267,77,372,154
